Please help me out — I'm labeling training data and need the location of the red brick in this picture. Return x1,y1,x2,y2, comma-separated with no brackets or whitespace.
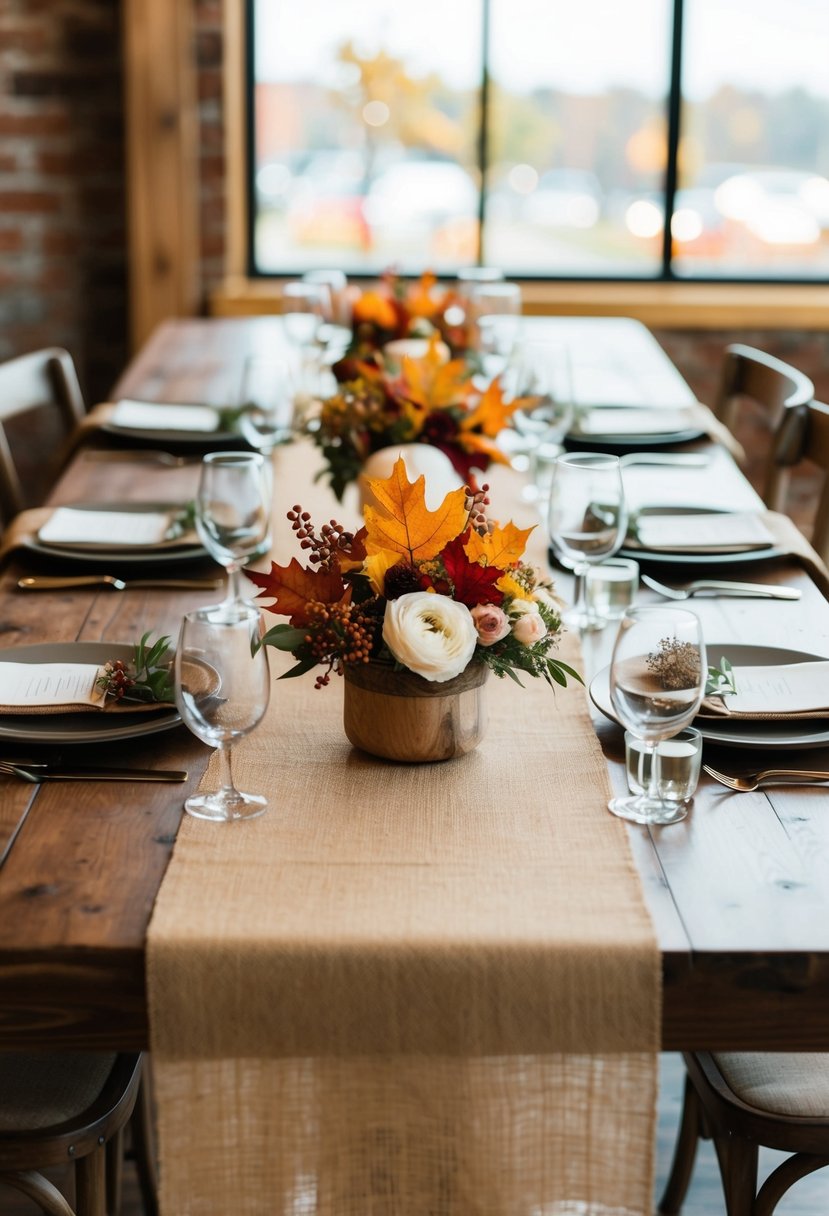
0,229,25,252
0,190,62,213
0,111,71,137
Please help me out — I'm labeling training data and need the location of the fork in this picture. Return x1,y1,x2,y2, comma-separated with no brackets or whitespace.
642,574,801,601
704,764,829,791
82,449,193,468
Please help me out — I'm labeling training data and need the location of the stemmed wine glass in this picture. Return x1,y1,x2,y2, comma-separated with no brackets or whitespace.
548,452,627,631
175,607,271,821
281,280,333,405
195,451,270,622
466,281,522,378
509,340,575,502
237,356,295,453
608,606,706,825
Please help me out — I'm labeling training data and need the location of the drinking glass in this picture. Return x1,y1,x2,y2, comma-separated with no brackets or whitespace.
302,268,351,334
175,607,270,821
195,451,271,622
281,280,332,401
466,281,522,376
508,340,575,500
237,356,295,453
547,452,627,631
608,606,706,825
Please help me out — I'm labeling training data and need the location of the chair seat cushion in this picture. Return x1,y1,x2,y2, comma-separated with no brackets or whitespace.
714,1052,829,1119
0,1053,116,1132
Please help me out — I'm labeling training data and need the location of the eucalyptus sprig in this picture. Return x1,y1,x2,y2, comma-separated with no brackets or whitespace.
705,656,737,699
98,632,174,704
164,500,197,541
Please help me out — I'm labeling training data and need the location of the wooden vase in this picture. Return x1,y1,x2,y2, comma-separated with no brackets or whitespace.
343,660,488,763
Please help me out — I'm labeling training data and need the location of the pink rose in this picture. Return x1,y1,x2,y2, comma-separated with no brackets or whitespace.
511,602,547,646
470,603,511,646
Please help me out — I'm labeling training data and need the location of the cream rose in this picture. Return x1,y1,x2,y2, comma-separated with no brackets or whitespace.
470,603,510,646
511,600,547,646
383,592,478,682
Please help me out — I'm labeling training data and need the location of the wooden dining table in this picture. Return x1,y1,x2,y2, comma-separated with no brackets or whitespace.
1,315,829,1055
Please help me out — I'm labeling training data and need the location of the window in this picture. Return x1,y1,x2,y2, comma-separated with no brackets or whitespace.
247,0,829,281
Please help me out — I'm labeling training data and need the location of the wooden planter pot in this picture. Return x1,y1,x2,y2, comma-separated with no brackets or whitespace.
343,660,488,763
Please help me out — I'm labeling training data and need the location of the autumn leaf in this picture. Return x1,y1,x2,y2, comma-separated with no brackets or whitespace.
460,376,522,437
442,532,504,607
363,456,468,562
406,271,441,318
398,338,472,409
455,431,510,466
352,290,398,331
465,520,534,568
247,559,346,625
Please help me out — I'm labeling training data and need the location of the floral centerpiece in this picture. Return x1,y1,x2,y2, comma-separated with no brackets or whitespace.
346,270,474,360
317,336,521,499
247,458,579,761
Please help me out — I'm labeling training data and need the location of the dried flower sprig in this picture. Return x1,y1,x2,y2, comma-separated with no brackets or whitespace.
646,636,702,690
98,632,174,704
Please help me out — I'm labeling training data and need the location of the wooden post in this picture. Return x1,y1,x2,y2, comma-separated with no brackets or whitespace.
123,0,201,351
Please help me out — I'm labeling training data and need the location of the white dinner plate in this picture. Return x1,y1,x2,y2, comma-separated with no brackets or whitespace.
565,424,705,451
589,643,829,750
618,506,787,568
101,407,243,450
0,642,181,745
22,502,209,569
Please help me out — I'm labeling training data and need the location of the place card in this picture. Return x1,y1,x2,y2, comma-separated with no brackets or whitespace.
39,507,175,548
633,512,775,553
111,399,220,432
702,661,829,718
0,662,106,712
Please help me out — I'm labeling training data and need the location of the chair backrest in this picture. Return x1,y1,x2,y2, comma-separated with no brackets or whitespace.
773,399,829,565
0,347,86,523
713,344,815,510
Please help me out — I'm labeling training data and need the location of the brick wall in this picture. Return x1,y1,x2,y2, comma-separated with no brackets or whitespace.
0,0,127,403
0,0,826,416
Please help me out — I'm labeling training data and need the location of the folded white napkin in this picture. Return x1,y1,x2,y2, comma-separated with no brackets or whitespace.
576,408,695,436
632,512,775,553
39,507,176,548
700,661,829,720
0,661,106,713
111,399,220,433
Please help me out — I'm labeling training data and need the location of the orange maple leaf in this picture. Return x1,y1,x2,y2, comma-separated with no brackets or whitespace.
455,431,511,466
460,377,522,437
398,338,472,410
363,456,469,562
246,559,346,625
353,290,398,331
464,520,534,568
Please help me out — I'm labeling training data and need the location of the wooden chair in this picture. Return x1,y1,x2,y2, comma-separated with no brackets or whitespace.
713,344,814,511
659,1051,829,1216
0,1052,158,1216
769,399,829,565
0,347,86,524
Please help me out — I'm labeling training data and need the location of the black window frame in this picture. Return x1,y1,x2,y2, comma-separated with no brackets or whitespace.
244,0,827,286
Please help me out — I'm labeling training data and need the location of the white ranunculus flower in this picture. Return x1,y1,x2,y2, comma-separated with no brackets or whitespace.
383,592,478,682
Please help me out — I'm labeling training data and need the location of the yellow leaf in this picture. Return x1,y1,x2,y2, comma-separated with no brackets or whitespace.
460,377,522,437
464,520,534,568
364,456,468,562
399,338,472,409
455,431,510,466
497,571,532,600
363,549,403,595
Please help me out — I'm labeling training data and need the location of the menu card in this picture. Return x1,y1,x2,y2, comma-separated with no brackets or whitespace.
39,507,176,548
111,399,220,432
0,662,106,713
633,512,775,553
701,661,829,719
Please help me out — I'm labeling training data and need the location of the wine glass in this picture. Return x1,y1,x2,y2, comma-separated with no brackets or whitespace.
175,607,271,821
237,355,295,453
281,280,332,403
608,606,706,825
195,451,271,622
509,340,575,502
466,281,522,377
547,452,627,631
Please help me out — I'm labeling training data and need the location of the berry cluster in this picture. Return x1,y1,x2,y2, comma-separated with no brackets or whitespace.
287,505,356,572
466,482,491,533
98,660,137,701
303,600,375,688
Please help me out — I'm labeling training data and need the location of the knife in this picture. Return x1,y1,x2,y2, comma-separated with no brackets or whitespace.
0,761,187,783
17,576,223,592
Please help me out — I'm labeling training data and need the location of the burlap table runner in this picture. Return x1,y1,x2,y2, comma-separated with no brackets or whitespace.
147,441,660,1215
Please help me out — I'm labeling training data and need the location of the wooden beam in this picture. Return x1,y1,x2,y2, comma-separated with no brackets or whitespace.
123,0,201,350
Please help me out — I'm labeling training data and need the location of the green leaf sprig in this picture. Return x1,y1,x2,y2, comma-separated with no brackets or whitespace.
98,632,174,705
705,656,737,699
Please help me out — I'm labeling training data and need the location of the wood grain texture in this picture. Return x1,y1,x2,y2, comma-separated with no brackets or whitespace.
2,317,829,1051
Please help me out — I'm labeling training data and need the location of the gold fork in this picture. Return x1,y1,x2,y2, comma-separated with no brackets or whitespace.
704,764,829,792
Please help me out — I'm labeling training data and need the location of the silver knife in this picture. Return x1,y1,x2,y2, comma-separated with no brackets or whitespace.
17,576,223,592
0,762,187,783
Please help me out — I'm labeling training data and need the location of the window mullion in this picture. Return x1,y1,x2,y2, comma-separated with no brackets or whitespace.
477,0,491,264
662,0,685,278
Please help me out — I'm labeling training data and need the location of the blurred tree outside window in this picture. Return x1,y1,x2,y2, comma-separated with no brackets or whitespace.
249,0,829,281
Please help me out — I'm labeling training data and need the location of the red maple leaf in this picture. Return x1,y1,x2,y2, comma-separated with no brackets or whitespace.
441,532,504,607
246,559,345,625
